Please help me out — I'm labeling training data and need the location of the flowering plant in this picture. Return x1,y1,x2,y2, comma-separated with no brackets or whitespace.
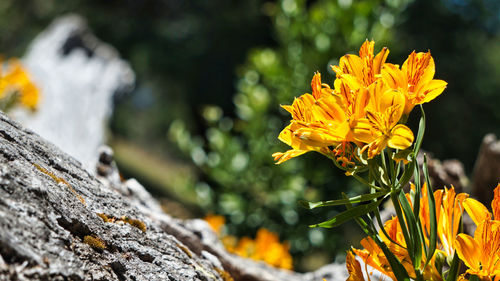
274,41,499,281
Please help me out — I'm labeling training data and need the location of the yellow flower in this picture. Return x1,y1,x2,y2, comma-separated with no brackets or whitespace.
454,184,500,280
352,89,414,158
454,219,500,279
433,186,469,257
332,39,389,89
274,73,349,164
381,51,447,115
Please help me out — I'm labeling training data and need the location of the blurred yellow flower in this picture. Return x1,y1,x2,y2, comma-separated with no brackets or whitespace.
204,214,226,235
204,215,293,270
0,58,40,111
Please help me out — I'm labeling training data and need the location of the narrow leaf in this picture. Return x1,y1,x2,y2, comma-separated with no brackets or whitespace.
445,252,461,281
469,275,480,281
398,156,416,190
310,200,382,228
398,191,423,269
414,105,426,155
299,191,387,209
423,155,438,266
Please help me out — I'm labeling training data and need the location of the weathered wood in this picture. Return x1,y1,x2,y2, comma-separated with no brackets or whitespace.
471,133,500,205
0,112,348,280
0,112,224,281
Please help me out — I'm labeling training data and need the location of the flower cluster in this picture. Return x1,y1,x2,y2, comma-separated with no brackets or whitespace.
346,184,500,281
204,214,293,270
0,58,39,111
273,40,446,165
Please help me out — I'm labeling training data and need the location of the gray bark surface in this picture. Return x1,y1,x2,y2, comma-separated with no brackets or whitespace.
0,112,224,281
0,112,348,280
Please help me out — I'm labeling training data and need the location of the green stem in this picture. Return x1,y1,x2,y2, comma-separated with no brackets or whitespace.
390,190,414,258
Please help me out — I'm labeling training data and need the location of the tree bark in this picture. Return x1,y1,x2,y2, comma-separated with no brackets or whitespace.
0,112,348,280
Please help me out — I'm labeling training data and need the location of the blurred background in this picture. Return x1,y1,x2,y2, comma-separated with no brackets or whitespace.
1,0,500,272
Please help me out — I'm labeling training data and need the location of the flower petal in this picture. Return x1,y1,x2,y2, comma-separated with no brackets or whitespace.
492,183,500,220
454,233,481,272
463,198,491,225
388,124,414,150
420,79,447,104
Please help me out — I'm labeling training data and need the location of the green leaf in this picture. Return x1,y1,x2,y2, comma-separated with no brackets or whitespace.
414,105,426,155
299,191,387,209
398,190,423,270
469,275,480,281
310,199,383,228
445,252,461,281
397,156,416,190
413,154,421,218
423,155,438,267
392,148,413,163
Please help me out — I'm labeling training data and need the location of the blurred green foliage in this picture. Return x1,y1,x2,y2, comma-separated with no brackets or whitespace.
169,0,413,270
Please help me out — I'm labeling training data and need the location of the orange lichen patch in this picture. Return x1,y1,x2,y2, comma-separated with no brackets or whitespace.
96,213,111,222
33,163,86,206
175,242,193,258
96,213,147,233
203,214,226,234
214,267,234,281
122,216,147,233
83,235,106,249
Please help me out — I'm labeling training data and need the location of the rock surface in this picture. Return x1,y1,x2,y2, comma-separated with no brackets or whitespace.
0,112,348,280
11,14,135,171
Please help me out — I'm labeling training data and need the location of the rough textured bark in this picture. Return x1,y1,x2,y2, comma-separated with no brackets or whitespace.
0,112,348,281
471,133,500,205
0,112,226,281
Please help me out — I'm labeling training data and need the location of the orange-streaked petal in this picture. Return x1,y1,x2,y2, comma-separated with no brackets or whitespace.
352,118,377,144
373,47,389,74
379,89,405,122
346,251,364,281
272,150,308,164
311,72,323,99
381,63,406,89
419,79,447,104
293,124,347,147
